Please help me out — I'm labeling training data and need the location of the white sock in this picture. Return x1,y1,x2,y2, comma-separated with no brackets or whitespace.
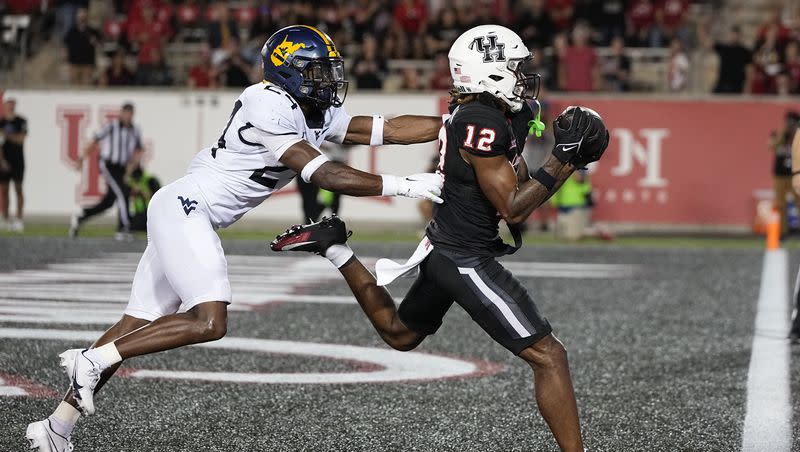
84,342,122,369
324,244,354,268
48,402,80,437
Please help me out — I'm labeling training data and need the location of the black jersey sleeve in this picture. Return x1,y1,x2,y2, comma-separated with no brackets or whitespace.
452,105,510,158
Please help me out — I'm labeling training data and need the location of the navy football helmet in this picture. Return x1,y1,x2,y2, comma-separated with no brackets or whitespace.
261,25,348,110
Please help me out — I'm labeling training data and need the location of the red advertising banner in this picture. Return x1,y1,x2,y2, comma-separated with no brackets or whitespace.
440,96,795,227
549,97,799,226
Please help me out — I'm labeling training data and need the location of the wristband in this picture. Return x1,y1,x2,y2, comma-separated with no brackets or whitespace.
532,168,557,191
381,174,399,196
370,115,384,146
300,154,330,183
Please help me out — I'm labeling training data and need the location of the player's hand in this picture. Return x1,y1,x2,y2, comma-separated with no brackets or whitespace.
552,107,591,164
382,173,444,204
552,106,610,168
0,159,8,172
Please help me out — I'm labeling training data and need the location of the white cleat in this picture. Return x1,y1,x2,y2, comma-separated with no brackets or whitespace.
59,348,102,415
10,218,24,232
68,213,80,238
26,420,74,452
114,231,134,242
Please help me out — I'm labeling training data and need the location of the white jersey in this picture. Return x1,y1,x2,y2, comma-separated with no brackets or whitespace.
186,82,351,227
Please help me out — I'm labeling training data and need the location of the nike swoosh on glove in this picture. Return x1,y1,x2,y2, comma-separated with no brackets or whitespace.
381,173,444,204
552,106,592,164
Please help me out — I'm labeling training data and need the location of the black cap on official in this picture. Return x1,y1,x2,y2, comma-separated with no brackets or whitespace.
122,102,134,112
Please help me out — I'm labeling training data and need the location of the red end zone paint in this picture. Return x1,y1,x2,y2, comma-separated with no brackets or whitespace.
0,372,59,398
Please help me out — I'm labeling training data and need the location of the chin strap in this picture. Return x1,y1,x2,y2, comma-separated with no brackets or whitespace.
527,99,546,138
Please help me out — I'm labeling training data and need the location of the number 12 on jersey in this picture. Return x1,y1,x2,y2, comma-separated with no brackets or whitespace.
463,124,496,152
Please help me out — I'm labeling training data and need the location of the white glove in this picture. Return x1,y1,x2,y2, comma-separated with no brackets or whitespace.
381,173,444,204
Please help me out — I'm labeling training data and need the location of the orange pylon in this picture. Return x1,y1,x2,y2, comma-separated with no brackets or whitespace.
766,208,781,250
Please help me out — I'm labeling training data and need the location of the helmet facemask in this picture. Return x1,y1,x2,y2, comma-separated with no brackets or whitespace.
495,55,540,112
293,57,349,109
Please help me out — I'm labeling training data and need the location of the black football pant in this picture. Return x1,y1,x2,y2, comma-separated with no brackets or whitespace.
79,161,131,232
398,248,552,355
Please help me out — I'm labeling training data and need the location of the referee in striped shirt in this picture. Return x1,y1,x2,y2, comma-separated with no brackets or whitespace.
70,103,143,240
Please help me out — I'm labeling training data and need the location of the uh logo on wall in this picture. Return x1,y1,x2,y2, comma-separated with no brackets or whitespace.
57,106,151,204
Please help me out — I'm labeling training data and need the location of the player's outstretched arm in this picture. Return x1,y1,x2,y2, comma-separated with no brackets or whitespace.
342,115,441,145
279,140,443,202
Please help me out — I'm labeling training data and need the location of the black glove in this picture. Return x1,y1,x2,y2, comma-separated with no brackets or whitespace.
551,106,610,168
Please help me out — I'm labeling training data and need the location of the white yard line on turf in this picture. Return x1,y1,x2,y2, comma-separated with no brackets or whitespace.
741,249,792,452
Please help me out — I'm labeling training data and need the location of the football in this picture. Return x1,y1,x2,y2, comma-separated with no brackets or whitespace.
556,105,603,129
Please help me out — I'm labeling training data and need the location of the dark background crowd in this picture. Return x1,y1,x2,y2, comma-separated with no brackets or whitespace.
0,0,799,95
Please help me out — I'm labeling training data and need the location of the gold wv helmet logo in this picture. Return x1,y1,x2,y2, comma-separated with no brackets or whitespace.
271,36,306,66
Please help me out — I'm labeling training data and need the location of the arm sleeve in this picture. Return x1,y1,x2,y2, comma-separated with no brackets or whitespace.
453,108,510,158
324,106,352,144
94,123,112,141
239,92,305,160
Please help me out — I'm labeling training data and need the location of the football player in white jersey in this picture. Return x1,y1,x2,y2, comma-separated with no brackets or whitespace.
26,25,445,451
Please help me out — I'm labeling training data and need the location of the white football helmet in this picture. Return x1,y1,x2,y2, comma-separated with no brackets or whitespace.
448,24,540,112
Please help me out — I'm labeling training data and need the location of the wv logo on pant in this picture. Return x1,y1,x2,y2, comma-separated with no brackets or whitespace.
177,196,198,215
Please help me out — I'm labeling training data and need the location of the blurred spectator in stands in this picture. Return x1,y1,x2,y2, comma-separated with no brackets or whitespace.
56,0,88,39
690,28,719,93
128,4,171,67
353,34,388,90
425,7,462,56
667,38,689,92
753,25,784,82
547,0,574,32
744,62,772,95
593,0,626,45
515,0,554,49
248,4,276,45
757,8,792,49
188,46,216,89
548,32,568,91
627,0,657,47
393,0,427,59
215,37,253,88
135,47,174,86
713,26,751,93
429,53,453,91
63,8,99,85
393,0,427,36
351,0,390,43
208,3,240,50
561,24,598,92
600,36,631,92
785,41,800,94
776,71,792,97
99,51,134,87
176,0,202,27
399,67,425,91
656,0,689,44
383,27,409,59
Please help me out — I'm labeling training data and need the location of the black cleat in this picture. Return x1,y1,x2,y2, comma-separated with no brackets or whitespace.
270,215,351,255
